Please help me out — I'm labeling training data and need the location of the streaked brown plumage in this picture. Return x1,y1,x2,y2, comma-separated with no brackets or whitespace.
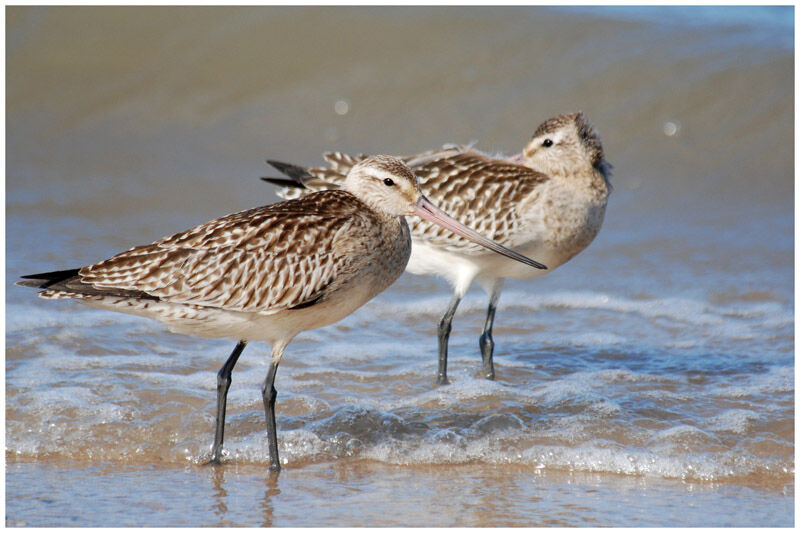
40,191,407,317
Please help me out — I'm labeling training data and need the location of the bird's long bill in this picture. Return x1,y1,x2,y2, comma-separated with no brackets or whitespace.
411,196,547,270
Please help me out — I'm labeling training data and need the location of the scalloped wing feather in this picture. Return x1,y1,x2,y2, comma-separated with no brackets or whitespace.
78,191,365,313
275,149,549,254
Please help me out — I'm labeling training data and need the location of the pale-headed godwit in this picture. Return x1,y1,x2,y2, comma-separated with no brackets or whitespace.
18,155,546,471
264,112,611,384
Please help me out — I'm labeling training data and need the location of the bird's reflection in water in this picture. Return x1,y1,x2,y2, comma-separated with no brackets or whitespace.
261,471,281,527
210,467,229,521
208,464,281,527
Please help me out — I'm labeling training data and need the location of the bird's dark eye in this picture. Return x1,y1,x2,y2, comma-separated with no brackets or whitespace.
383,178,395,186
542,139,553,147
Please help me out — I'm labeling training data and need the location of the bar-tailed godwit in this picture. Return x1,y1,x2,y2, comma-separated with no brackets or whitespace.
264,112,610,384
18,155,546,471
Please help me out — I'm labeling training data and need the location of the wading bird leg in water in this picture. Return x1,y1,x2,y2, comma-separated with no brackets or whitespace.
262,344,284,472
437,293,462,385
207,340,247,465
479,279,504,380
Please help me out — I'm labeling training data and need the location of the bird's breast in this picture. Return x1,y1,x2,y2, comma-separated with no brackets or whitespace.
330,215,410,303
515,181,608,269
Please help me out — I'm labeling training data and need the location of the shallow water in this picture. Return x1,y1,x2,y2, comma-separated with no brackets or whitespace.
5,5,794,527
5,461,793,527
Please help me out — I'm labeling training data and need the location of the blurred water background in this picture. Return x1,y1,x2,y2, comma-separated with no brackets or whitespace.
5,5,794,527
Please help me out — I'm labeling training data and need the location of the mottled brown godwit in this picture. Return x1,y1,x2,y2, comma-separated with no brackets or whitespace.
18,155,547,471
264,112,610,384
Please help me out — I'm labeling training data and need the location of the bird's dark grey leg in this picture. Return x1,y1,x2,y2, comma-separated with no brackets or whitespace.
208,340,247,464
479,280,504,380
437,293,462,385
262,354,282,472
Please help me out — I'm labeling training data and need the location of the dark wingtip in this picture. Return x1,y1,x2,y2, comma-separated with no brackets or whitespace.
17,268,81,289
261,176,307,189
266,159,313,180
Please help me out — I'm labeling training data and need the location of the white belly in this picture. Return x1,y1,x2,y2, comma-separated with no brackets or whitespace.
405,190,607,293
